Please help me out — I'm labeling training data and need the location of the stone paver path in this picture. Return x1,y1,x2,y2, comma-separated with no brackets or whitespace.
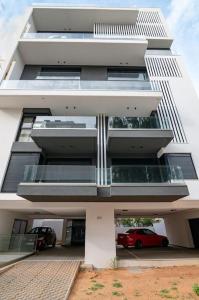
0,260,80,300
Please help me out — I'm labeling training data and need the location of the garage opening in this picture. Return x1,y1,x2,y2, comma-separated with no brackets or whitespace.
189,218,199,248
30,217,85,260
116,216,167,249
33,219,64,244
115,213,199,267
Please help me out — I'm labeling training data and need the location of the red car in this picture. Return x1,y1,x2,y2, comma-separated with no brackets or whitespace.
117,228,169,249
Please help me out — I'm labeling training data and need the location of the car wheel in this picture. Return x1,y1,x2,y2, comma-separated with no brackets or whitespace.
135,240,143,249
162,238,169,247
52,239,56,248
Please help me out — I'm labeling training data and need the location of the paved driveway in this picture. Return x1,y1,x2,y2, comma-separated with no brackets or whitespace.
0,260,80,300
26,245,84,261
117,246,199,267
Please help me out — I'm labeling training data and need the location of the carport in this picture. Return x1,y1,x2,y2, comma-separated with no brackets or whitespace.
0,207,86,264
115,208,199,268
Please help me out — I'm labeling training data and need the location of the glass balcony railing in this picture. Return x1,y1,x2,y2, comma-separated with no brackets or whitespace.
110,165,184,184
22,165,184,185
0,234,37,253
22,32,145,41
23,165,97,183
0,80,152,91
33,116,97,129
109,116,164,129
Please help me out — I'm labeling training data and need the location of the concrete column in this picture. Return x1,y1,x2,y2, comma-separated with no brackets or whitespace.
62,218,68,245
164,212,194,248
85,205,116,268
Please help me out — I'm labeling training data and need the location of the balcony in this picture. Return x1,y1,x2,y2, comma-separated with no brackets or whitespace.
17,164,189,202
25,7,139,61
22,32,144,41
0,80,162,116
107,116,173,153
17,165,97,201
32,7,139,32
31,116,97,154
109,165,189,202
19,34,147,66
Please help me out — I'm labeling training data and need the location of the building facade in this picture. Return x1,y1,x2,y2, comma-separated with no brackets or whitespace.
0,5,199,267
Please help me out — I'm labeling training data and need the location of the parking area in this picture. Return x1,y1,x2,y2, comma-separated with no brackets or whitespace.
27,245,85,261
117,246,199,267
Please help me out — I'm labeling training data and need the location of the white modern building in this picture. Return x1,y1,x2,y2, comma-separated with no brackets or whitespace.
0,5,199,268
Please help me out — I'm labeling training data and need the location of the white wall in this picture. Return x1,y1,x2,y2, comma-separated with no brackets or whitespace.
153,220,167,236
6,49,25,80
85,205,116,268
0,109,22,188
26,16,37,33
164,210,199,248
0,210,29,235
160,55,199,200
116,219,166,236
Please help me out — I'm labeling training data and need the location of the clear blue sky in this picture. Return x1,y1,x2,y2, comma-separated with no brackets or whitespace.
0,0,199,95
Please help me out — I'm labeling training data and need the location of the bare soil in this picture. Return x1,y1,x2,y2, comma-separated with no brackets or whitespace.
69,265,199,300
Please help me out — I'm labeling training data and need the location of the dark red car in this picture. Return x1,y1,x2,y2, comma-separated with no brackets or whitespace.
117,228,169,249
28,227,56,250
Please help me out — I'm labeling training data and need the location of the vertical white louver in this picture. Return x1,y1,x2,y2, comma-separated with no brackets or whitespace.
145,56,182,77
145,54,186,143
137,10,162,23
151,80,187,143
94,10,168,38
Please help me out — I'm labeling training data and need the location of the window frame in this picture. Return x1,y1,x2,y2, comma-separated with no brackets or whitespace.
16,110,51,143
37,66,81,80
164,153,198,180
107,67,149,81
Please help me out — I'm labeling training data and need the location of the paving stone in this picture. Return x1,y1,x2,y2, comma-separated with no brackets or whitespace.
0,260,80,300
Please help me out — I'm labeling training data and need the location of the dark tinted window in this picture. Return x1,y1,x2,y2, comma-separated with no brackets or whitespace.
29,227,48,234
136,229,145,235
17,116,35,142
112,158,158,165
165,154,197,179
108,68,148,81
17,110,50,142
126,229,136,234
143,229,155,235
46,158,92,165
37,67,81,80
2,153,40,192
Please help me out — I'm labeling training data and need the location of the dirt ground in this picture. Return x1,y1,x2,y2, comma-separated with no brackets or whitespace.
69,265,199,300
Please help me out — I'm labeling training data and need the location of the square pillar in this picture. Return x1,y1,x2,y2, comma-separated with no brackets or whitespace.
85,205,116,268
164,212,194,248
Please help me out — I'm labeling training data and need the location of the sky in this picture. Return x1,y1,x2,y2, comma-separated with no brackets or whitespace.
0,0,199,95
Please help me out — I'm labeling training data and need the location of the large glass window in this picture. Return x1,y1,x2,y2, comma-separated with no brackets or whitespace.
165,154,198,179
2,153,40,192
17,111,51,142
36,67,81,80
18,116,35,142
108,68,148,81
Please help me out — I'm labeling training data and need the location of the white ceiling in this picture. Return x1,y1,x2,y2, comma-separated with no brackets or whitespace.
115,208,188,217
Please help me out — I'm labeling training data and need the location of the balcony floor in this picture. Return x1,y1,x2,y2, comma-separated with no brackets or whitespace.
0,90,162,116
